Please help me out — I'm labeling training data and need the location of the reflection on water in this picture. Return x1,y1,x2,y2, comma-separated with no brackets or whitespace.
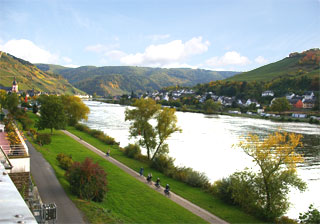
82,100,320,218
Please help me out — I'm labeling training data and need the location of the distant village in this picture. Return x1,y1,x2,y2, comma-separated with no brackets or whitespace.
1,78,318,120
114,87,319,120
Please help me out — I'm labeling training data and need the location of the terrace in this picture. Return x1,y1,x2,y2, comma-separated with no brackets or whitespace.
0,126,30,173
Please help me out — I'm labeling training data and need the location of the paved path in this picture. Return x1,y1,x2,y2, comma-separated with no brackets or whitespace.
62,130,228,224
27,140,86,224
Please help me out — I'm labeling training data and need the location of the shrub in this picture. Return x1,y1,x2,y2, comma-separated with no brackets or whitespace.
65,158,107,202
74,124,117,145
36,133,51,145
74,123,90,132
6,131,21,145
173,167,210,188
89,129,104,138
151,155,175,173
228,171,266,219
56,153,73,170
275,216,298,224
211,177,234,204
124,144,141,158
299,204,320,224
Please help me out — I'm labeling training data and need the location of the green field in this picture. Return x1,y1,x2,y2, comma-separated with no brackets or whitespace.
29,129,207,223
66,126,264,223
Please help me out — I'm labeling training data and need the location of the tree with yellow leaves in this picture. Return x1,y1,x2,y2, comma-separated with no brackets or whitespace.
233,132,306,220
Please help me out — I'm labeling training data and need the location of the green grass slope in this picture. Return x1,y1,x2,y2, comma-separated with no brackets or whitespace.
228,48,320,82
66,126,264,223
36,64,239,96
0,52,85,95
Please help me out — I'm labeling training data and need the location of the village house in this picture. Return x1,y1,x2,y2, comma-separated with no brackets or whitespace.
245,99,260,107
289,98,303,109
261,90,274,97
302,98,315,109
286,93,295,100
303,91,314,100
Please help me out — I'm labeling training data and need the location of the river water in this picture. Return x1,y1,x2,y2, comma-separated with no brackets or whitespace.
82,100,320,218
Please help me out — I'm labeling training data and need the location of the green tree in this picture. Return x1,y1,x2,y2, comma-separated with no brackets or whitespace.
37,95,66,134
270,97,291,113
125,98,181,160
6,93,19,114
203,99,220,114
61,95,90,125
0,90,7,111
234,132,306,220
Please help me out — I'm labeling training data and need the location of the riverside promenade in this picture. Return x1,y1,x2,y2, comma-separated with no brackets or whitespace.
62,130,228,224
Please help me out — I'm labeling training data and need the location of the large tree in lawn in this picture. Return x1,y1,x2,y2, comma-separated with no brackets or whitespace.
125,98,181,160
61,95,90,125
37,95,66,134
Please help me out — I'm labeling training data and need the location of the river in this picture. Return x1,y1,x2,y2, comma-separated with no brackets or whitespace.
82,100,320,219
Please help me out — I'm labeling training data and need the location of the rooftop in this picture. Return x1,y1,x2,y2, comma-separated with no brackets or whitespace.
0,164,37,224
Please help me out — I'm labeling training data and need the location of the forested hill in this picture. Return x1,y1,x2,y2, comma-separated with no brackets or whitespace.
194,49,319,99
0,51,84,95
228,48,320,82
36,64,238,96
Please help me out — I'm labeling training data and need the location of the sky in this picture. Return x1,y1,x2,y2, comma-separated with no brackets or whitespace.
0,0,319,71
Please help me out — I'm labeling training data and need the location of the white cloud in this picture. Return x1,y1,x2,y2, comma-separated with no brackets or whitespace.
120,36,210,67
255,56,268,64
0,39,59,64
205,51,251,67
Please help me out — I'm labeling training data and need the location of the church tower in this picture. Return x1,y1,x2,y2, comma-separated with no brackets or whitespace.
12,77,18,93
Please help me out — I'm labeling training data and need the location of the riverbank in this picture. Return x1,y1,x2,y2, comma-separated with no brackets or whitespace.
94,99,320,125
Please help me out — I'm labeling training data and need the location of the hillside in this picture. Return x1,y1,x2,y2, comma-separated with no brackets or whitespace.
228,48,320,82
36,64,238,96
0,52,85,95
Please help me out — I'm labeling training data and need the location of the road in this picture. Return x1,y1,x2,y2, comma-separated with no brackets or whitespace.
62,130,228,224
27,140,86,224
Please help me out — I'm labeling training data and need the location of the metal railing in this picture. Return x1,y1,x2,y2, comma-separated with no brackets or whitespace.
0,144,28,157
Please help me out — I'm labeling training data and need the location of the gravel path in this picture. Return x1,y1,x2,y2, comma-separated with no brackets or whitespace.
62,130,228,224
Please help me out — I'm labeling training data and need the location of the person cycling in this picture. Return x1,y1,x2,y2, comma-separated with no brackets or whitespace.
147,173,152,183
164,184,170,196
155,178,160,188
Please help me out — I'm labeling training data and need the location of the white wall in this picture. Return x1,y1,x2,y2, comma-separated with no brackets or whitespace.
9,157,30,173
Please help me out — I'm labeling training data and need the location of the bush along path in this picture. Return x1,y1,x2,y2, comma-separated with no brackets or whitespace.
62,130,228,224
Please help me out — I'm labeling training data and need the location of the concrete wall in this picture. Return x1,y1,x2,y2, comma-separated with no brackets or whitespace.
10,157,30,173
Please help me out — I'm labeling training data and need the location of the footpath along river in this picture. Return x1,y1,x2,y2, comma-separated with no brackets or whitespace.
82,100,320,219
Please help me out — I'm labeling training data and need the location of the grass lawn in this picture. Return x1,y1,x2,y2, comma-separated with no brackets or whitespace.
66,126,264,223
29,129,207,223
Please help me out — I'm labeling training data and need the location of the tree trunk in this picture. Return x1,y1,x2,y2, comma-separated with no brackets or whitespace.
151,141,163,161
143,130,150,159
